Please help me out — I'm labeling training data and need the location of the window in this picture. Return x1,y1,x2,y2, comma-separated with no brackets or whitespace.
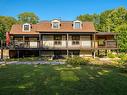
54,35,62,45
73,20,82,29
72,35,80,45
69,50,80,56
98,39,105,46
51,19,60,29
75,22,81,29
53,22,59,29
23,23,31,32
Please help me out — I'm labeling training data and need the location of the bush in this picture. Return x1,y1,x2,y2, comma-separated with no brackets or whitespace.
107,52,116,58
117,53,127,65
118,53,127,61
65,56,89,65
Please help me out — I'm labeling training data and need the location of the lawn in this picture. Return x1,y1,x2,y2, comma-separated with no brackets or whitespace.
0,64,127,95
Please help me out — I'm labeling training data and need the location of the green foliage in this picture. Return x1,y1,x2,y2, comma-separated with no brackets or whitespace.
115,24,127,51
18,12,39,24
77,7,127,51
0,16,17,31
77,7,127,32
66,56,89,65
107,52,116,58
77,14,94,21
0,16,17,40
118,53,127,61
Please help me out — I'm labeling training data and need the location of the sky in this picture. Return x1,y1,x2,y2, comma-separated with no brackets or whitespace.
0,0,127,20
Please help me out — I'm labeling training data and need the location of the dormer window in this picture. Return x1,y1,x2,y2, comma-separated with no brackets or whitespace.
53,22,59,29
23,23,31,32
51,19,60,29
73,20,82,29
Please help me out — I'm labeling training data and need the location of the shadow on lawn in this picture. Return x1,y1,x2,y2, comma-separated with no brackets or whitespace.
0,64,127,95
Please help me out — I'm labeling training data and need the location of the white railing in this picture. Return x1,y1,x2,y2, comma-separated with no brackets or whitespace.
10,40,117,49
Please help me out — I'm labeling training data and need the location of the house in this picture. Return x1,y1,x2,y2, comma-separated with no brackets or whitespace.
9,19,118,58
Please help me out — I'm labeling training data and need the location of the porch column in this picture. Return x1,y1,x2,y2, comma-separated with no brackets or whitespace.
23,35,25,43
66,33,69,58
116,34,119,54
93,50,96,59
93,33,96,58
39,34,41,48
17,50,19,60
93,33,96,48
23,35,25,47
41,34,43,48
39,50,41,57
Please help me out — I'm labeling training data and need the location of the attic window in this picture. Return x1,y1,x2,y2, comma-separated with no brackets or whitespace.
53,22,59,29
73,20,82,29
23,23,31,32
51,19,60,29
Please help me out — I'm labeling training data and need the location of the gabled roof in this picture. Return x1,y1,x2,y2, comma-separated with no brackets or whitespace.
10,24,39,35
10,20,96,35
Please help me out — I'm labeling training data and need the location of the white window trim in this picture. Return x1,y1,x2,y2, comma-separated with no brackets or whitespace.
73,20,82,29
51,19,60,29
22,23,31,32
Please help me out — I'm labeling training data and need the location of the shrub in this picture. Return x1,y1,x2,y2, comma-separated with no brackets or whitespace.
117,53,127,65
65,56,89,65
107,52,116,58
118,53,127,61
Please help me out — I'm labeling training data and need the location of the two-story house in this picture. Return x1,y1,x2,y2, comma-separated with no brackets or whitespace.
9,19,118,58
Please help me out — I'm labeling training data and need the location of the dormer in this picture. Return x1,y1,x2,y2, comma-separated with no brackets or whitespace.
73,20,82,29
51,19,60,29
22,23,31,32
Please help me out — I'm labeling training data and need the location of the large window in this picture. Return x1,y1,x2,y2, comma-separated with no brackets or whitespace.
69,50,80,56
72,35,80,45
54,35,62,45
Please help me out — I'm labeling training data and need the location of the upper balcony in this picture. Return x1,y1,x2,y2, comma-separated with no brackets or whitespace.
9,40,118,50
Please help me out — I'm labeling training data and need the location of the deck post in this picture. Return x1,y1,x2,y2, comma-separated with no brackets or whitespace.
23,35,25,47
39,50,41,57
17,50,19,60
66,33,69,58
39,34,41,48
116,33,119,54
93,33,96,58
93,50,96,58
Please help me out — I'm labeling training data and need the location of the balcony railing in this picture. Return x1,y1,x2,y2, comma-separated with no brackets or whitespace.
10,41,40,48
9,40,117,49
98,40,117,48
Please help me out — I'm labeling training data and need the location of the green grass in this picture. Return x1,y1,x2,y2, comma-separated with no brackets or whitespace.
0,64,127,95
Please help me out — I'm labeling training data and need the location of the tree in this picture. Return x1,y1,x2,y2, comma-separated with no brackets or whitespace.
0,16,17,39
18,12,39,24
77,14,94,21
77,6,127,51
115,24,127,52
77,7,127,32
0,16,17,59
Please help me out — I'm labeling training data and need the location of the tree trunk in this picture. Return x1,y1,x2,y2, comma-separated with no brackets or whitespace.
1,40,3,60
